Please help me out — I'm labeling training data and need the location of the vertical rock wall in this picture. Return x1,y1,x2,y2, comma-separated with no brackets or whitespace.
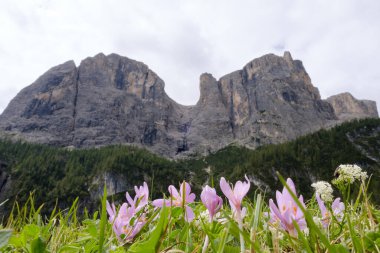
0,52,377,158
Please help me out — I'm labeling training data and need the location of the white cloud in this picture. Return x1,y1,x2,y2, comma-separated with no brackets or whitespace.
0,0,379,113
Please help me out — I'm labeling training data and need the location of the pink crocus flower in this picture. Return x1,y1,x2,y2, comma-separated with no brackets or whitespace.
220,175,250,253
152,181,196,222
201,185,223,222
219,175,250,216
106,201,147,241
126,182,149,212
316,194,345,228
269,178,307,236
106,182,149,241
200,185,223,253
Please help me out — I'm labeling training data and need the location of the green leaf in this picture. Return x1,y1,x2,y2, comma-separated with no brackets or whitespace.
364,231,380,252
8,234,24,248
330,244,350,253
222,212,251,247
170,206,182,219
58,245,82,253
168,229,181,240
22,224,40,242
185,227,193,253
128,204,169,253
217,224,230,253
347,215,363,252
223,245,240,253
0,229,12,248
293,220,312,253
251,193,262,230
83,219,99,238
250,194,264,253
31,237,47,253
179,223,190,246
110,246,127,253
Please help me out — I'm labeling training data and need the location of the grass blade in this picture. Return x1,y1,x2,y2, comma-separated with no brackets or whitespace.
0,229,12,249
98,184,108,253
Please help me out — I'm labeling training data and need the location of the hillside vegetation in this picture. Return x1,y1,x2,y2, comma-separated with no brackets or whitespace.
0,118,379,216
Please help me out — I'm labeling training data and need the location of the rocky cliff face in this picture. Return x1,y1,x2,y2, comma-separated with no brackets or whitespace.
0,52,378,157
0,53,189,157
326,92,379,122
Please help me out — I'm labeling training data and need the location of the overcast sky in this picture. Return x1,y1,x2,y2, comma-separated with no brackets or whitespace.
0,0,379,114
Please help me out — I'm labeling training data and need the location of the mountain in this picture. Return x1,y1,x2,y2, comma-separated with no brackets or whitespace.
327,92,378,121
0,118,379,215
0,52,378,158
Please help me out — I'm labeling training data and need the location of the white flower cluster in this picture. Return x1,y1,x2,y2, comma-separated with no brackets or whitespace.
313,216,322,225
194,210,226,227
311,181,333,202
334,164,368,184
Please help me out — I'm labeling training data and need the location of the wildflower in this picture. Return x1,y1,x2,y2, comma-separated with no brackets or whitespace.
316,194,344,228
106,201,147,241
313,216,321,225
106,182,150,241
200,185,223,253
200,185,223,222
220,175,250,217
217,216,229,225
311,181,333,202
194,210,209,227
126,182,149,212
333,164,368,185
220,175,250,253
268,178,307,236
152,181,196,222
196,211,225,225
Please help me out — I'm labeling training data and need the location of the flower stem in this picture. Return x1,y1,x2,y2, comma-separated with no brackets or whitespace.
237,211,245,253
202,235,209,253
202,215,213,253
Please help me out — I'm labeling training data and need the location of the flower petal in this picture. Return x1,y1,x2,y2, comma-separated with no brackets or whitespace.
275,190,284,212
269,198,284,223
234,178,250,203
187,193,196,203
168,185,180,199
126,192,135,207
183,182,192,196
106,201,114,215
316,194,327,216
286,178,297,195
185,205,195,222
152,199,171,207
200,186,210,204
220,177,236,206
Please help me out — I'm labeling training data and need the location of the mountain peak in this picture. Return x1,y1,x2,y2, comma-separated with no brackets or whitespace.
327,92,379,121
0,52,377,158
283,51,293,63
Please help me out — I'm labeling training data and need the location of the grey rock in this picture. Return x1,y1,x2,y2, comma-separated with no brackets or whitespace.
0,60,77,146
89,171,130,200
214,52,337,149
71,53,186,158
326,92,379,121
0,52,378,158
184,73,234,156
